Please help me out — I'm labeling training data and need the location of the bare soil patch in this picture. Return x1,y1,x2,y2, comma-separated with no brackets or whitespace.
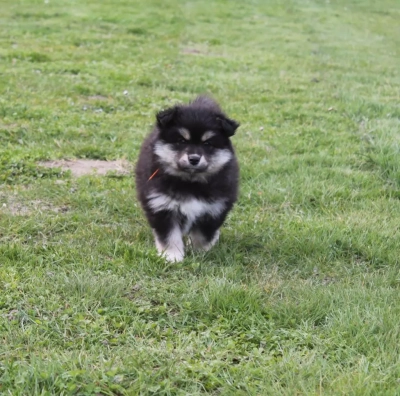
1,198,69,216
87,95,109,101
182,48,204,55
38,159,131,177
181,47,224,57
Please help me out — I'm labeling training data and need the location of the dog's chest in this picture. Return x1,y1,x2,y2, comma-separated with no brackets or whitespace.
147,192,225,230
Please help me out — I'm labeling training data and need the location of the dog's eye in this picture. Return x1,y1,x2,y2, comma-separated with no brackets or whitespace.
177,138,187,144
203,140,212,146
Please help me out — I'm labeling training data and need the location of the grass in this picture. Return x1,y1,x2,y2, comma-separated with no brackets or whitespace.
1,0,400,394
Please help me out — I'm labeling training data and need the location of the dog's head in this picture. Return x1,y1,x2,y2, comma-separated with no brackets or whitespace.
153,96,239,182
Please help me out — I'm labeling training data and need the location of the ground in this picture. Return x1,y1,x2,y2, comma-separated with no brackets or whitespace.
1,0,400,394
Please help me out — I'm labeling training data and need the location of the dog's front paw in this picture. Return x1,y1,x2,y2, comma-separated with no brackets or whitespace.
189,229,220,252
161,247,184,262
153,228,184,262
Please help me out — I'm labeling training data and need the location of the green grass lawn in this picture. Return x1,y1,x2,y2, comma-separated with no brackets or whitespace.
1,0,400,394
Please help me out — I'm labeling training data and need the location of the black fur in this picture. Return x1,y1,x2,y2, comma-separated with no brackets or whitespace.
135,96,239,261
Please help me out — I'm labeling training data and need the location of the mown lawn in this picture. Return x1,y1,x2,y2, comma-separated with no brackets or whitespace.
1,0,400,394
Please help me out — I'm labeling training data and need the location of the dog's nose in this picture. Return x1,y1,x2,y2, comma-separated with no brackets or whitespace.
188,154,201,166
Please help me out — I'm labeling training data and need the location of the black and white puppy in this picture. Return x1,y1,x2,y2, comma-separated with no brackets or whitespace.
135,96,239,262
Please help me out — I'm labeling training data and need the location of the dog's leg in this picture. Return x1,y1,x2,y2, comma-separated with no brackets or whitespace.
147,210,184,262
189,221,220,252
190,228,220,251
153,225,184,262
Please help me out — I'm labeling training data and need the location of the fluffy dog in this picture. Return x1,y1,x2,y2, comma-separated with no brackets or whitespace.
135,96,239,262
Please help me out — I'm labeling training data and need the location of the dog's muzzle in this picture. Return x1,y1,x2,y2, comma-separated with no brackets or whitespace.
178,154,208,173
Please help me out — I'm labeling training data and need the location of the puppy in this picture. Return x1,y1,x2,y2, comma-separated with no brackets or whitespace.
135,96,239,262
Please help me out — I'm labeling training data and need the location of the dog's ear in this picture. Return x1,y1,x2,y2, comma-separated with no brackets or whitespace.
156,106,179,128
217,115,240,137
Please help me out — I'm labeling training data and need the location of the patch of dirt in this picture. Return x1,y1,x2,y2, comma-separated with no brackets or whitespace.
38,159,131,177
0,122,20,131
182,48,204,55
87,95,109,101
181,47,223,57
1,199,69,216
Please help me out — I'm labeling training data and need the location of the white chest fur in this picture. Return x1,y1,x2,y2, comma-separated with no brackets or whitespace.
147,192,226,231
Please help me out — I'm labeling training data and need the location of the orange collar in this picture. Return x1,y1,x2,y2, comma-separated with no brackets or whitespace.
148,168,160,181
